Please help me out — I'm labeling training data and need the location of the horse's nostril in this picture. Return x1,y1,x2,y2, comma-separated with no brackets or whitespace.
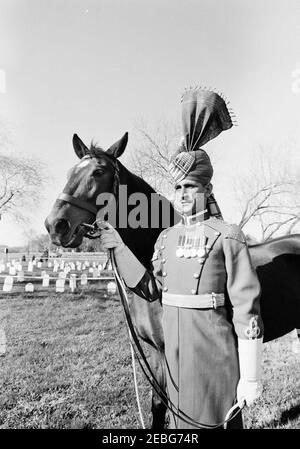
54,219,71,235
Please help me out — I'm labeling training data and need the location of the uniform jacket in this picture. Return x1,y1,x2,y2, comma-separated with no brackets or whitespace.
131,215,264,340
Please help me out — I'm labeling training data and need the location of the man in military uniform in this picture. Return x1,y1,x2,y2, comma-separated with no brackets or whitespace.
100,88,264,429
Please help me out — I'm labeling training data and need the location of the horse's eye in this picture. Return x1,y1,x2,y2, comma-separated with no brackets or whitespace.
92,169,103,177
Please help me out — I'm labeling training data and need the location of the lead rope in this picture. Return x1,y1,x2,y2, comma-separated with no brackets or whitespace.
110,248,146,429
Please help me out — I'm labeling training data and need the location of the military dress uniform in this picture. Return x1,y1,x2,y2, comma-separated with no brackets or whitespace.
101,87,264,429
122,211,263,428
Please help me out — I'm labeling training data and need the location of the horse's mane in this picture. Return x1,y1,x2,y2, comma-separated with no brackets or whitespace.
88,141,157,194
87,141,175,268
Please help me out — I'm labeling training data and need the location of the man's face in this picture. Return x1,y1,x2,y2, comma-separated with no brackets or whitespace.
174,179,210,216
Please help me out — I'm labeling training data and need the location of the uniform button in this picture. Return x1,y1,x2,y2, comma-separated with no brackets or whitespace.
162,258,166,263
193,273,199,279
215,231,221,236
163,286,168,292
162,272,167,277
191,289,197,295
162,234,167,238
161,245,165,250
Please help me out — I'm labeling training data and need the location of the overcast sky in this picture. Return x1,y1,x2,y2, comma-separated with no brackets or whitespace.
0,0,300,245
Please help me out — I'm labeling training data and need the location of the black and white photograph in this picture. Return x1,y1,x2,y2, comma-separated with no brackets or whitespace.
0,0,300,434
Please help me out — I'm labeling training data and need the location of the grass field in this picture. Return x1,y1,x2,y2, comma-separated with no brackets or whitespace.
0,288,299,429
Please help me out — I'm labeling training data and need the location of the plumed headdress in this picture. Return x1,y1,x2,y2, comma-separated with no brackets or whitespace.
169,87,237,219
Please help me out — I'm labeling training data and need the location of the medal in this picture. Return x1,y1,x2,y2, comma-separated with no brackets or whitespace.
190,248,197,257
184,248,191,258
176,248,184,257
176,235,184,258
197,247,206,258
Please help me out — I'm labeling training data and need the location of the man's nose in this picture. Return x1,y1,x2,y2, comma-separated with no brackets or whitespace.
180,188,188,199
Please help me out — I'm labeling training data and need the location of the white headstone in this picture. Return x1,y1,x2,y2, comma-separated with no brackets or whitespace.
25,283,34,292
92,262,96,268
60,261,65,270
0,328,6,356
69,274,76,292
16,263,23,272
59,271,66,279
98,264,102,271
93,268,99,278
42,274,50,287
17,271,25,282
53,264,58,273
56,278,65,293
37,262,42,269
3,276,13,292
48,262,52,268
28,262,33,272
9,266,16,276
88,267,93,273
107,281,117,294
80,274,88,286
32,260,37,266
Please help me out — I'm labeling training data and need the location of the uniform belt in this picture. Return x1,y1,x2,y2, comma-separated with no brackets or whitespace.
162,292,225,309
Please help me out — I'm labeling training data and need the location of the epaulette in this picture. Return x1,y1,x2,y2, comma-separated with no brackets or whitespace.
205,219,246,244
224,224,246,244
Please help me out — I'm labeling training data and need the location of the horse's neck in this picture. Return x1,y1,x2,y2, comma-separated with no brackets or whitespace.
115,164,173,268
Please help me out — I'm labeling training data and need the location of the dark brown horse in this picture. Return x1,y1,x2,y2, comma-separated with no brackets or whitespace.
45,133,300,428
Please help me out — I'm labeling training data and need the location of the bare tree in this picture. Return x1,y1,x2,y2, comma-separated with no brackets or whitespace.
0,152,49,223
125,119,181,198
235,146,300,241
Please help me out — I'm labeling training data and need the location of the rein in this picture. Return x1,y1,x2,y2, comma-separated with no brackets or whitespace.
55,158,244,429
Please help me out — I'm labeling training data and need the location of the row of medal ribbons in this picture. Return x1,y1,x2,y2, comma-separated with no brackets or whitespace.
176,230,209,259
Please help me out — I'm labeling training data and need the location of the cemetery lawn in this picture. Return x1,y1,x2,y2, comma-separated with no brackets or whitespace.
0,289,299,429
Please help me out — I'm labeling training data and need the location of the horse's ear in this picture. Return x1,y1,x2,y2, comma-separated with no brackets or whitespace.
106,132,128,158
73,134,89,159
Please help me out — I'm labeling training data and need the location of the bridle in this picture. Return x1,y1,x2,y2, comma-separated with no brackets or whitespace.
56,156,120,238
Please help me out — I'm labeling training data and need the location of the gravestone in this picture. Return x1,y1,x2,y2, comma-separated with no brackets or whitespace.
17,271,25,282
107,281,117,294
0,328,6,356
42,274,50,287
56,279,65,293
9,266,16,276
69,274,77,292
25,283,34,292
80,274,88,286
3,276,13,292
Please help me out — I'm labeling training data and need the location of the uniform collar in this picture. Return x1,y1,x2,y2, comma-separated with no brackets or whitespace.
181,209,209,226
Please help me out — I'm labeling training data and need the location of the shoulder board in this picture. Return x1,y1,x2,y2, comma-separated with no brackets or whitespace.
224,224,246,244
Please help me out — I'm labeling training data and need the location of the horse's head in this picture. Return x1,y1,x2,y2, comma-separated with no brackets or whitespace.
45,132,128,247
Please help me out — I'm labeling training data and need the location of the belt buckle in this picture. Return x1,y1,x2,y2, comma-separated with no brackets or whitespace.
211,292,217,309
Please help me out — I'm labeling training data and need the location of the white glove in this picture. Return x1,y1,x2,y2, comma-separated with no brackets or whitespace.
237,379,263,406
100,223,125,254
100,223,146,287
237,337,263,406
